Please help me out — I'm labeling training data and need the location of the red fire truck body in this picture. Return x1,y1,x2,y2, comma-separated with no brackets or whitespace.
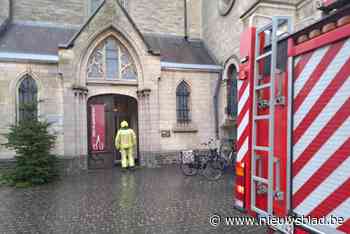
234,3,350,234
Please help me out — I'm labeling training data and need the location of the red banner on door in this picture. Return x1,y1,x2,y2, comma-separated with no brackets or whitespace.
90,104,105,152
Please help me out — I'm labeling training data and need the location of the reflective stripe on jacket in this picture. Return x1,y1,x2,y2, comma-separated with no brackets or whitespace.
115,129,136,150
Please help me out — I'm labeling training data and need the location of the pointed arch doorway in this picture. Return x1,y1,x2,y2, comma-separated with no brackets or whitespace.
87,94,139,169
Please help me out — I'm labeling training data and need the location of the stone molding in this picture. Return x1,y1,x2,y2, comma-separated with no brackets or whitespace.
172,123,198,133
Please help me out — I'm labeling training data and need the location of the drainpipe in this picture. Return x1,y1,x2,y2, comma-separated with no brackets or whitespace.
213,71,223,139
9,0,13,22
184,0,188,40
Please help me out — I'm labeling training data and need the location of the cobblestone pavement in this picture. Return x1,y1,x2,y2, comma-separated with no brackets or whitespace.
0,166,268,234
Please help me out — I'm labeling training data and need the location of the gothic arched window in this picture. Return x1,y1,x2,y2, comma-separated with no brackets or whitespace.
87,37,137,81
176,81,191,124
227,64,238,118
18,75,38,122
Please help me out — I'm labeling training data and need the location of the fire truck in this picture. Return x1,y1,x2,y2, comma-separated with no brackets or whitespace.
234,1,350,233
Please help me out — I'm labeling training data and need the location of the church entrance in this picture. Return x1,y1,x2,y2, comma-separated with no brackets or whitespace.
87,94,139,169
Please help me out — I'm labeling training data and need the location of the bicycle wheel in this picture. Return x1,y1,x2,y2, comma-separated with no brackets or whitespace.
180,151,198,176
211,157,227,171
211,147,227,171
203,161,223,181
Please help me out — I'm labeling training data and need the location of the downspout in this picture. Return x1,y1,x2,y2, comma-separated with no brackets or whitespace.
9,0,12,22
184,0,188,40
213,71,223,139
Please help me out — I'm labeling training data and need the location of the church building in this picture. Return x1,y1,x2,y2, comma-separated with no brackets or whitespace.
0,0,321,172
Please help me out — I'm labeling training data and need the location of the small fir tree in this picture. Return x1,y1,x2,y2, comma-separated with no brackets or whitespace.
2,103,59,187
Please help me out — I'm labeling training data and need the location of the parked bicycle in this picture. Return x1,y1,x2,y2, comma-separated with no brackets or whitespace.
180,139,223,181
216,140,236,171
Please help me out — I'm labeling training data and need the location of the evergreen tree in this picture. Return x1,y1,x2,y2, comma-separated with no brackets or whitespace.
2,103,59,187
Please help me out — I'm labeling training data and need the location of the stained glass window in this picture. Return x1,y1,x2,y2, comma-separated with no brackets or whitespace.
106,39,119,79
87,37,137,81
121,48,137,80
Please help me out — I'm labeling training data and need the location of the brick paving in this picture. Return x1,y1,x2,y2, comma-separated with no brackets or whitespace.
0,166,268,234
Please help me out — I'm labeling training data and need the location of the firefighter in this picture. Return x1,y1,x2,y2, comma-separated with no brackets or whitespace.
115,121,137,171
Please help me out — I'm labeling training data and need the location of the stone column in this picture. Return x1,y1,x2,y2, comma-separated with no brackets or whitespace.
72,87,88,171
81,92,88,169
137,89,155,167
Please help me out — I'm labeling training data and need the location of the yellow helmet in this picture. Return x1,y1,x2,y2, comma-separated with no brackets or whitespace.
121,121,128,128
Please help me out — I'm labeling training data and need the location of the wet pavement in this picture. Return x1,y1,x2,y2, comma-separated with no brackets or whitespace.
0,166,268,234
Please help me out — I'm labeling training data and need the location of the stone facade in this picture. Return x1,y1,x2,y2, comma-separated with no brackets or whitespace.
57,0,163,169
0,0,220,170
158,70,217,151
129,0,185,36
201,0,323,140
186,0,202,39
12,0,86,26
0,0,329,171
202,0,321,65
295,0,323,30
0,62,64,159
10,0,202,37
